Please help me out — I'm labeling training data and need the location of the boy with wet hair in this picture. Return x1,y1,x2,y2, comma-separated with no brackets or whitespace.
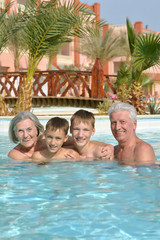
69,109,114,160
32,117,79,163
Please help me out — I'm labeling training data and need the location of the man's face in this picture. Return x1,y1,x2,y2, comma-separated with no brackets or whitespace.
45,128,68,153
110,110,137,143
70,120,95,149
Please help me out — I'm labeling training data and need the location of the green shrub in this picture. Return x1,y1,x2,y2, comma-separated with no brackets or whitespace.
147,100,160,114
97,98,111,115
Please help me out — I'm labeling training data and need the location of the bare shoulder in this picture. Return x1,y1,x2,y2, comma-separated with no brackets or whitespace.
32,150,47,162
91,140,113,149
91,140,107,146
8,147,30,161
36,137,47,151
32,151,41,159
135,139,156,163
8,148,22,160
136,139,154,152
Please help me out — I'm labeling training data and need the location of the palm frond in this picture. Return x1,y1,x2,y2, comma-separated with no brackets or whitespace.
116,62,132,88
133,33,160,71
21,0,100,69
126,17,136,55
0,1,19,52
79,24,127,64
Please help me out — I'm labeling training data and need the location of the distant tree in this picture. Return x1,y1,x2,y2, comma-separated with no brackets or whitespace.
79,24,127,67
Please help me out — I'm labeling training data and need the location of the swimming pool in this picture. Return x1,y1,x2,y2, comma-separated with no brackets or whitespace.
1,117,160,239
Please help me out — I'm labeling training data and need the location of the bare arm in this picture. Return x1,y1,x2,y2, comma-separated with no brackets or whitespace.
91,141,114,160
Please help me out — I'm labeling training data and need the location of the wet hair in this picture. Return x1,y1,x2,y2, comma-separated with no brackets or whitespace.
108,102,137,122
46,117,69,135
70,109,95,128
9,111,44,143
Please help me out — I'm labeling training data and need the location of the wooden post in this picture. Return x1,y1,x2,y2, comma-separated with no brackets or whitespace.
91,58,104,98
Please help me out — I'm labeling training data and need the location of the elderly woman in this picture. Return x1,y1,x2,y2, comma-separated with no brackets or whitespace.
8,111,46,161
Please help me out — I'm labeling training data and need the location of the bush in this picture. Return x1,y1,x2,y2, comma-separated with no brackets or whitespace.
147,100,160,114
97,98,111,115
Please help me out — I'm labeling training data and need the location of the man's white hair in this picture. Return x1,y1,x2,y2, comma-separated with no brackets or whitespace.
108,102,137,122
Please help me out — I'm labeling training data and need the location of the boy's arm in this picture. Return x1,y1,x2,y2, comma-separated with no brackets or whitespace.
101,143,114,160
64,149,80,160
91,141,114,160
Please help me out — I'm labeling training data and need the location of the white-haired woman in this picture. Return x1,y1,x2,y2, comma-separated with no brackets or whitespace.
8,111,46,161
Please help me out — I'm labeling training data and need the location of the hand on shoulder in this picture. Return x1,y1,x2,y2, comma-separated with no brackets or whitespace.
64,148,80,160
91,141,114,159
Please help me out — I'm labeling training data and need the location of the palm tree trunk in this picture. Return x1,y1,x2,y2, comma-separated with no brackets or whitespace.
48,55,52,70
91,58,104,98
14,57,20,72
0,94,10,116
15,73,33,112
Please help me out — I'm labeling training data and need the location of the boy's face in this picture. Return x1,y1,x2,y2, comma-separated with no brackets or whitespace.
70,120,95,149
45,128,68,153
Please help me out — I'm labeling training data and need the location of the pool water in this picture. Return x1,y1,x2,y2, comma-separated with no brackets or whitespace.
1,119,160,239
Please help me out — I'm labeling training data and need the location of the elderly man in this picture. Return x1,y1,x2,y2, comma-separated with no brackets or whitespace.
108,102,156,166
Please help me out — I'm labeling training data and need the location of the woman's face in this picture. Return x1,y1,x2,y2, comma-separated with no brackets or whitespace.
16,119,38,149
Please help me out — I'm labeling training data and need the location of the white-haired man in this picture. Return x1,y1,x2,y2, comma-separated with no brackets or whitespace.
108,102,156,166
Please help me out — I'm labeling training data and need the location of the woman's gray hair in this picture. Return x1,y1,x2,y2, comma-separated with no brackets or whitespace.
9,111,44,143
108,102,137,122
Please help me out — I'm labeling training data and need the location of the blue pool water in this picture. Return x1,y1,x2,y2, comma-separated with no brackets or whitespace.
1,118,160,239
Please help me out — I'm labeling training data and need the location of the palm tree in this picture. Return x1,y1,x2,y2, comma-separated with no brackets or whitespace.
12,0,101,112
79,24,127,66
116,18,160,88
0,1,23,115
7,12,27,72
116,18,160,113
0,1,13,51
77,23,128,98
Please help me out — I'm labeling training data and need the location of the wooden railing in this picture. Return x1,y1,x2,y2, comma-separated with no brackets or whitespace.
0,70,116,108
0,70,92,97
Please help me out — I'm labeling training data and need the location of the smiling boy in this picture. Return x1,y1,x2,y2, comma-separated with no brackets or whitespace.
69,109,114,160
32,117,79,163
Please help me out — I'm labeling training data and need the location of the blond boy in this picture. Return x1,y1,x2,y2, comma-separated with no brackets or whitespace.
69,109,114,160
32,117,79,163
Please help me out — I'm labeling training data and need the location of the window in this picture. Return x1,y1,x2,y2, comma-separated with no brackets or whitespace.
17,0,26,12
114,62,121,74
0,0,5,9
59,44,70,56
